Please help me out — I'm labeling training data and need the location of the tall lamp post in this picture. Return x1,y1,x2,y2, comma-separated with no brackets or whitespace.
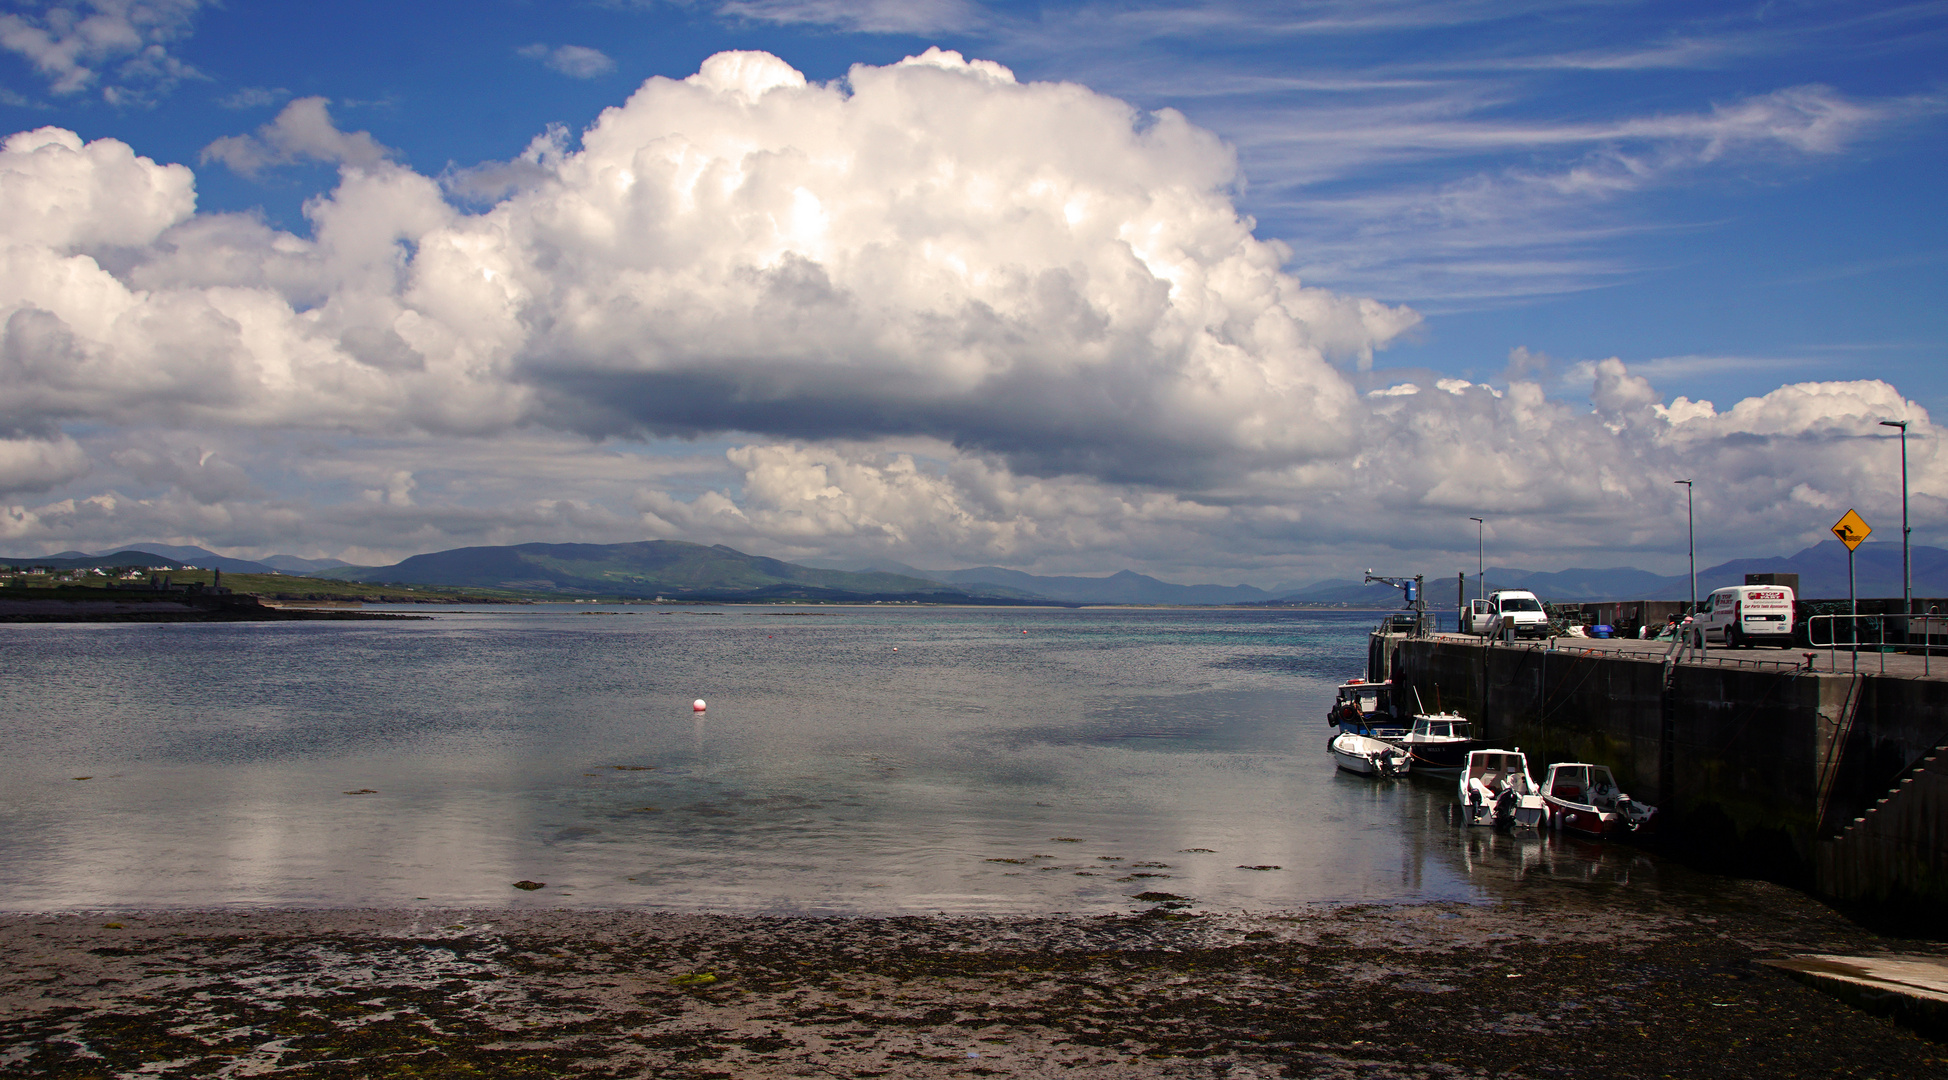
1470,517,1484,601
1880,419,1910,616
1674,480,1695,614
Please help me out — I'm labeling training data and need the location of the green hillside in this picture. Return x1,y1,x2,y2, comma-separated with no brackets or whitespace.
326,540,1045,602
3,567,555,603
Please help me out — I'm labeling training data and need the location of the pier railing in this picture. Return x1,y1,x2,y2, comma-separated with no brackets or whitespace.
1807,613,1945,675
1474,636,1804,672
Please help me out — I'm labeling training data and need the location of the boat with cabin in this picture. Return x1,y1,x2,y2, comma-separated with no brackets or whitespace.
1540,762,1658,838
1326,677,1407,737
1385,712,1488,773
1458,748,1546,829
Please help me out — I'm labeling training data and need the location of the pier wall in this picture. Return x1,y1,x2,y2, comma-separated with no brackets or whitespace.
1386,635,1948,904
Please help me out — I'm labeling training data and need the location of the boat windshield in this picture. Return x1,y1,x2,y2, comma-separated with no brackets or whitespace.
1549,765,1589,801
1468,752,1529,785
1589,767,1618,797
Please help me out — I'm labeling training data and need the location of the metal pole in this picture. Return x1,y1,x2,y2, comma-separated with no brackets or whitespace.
1880,420,1911,624
1470,517,1484,601
1687,486,1696,612
1849,545,1858,674
1674,478,1695,613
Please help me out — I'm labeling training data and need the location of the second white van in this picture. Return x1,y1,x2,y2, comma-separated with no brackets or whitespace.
1690,585,1796,648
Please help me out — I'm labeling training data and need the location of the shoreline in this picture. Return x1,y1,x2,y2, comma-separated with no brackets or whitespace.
6,889,1945,1078
0,596,427,622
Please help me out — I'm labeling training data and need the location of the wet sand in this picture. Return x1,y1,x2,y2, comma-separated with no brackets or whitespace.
4,883,1945,1078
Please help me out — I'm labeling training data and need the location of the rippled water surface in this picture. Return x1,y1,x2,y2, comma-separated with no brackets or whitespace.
0,606,1665,912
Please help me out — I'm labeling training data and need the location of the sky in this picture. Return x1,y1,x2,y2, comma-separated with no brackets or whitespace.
0,0,1943,586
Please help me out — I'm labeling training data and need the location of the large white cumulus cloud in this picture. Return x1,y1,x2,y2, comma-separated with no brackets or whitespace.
1,50,1417,488
468,48,1415,481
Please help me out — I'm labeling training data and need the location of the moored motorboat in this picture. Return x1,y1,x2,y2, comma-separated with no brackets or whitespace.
1540,762,1658,838
1386,712,1488,773
1330,730,1411,778
1457,748,1546,829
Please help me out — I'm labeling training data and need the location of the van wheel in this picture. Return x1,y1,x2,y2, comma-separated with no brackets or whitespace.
1730,626,1747,649
1691,628,1705,649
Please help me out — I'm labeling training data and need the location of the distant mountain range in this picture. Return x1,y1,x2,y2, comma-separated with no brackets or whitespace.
0,543,350,575
807,559,1278,605
7,538,1941,605
314,541,1047,603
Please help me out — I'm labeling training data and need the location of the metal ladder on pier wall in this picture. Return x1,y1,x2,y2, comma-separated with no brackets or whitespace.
1817,744,1948,909
1658,641,1692,803
1815,674,1865,836
1659,666,1677,804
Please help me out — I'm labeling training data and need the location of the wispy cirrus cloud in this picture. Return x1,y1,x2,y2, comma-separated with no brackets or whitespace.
1190,81,1913,305
215,85,288,110
715,0,984,34
516,43,616,79
1565,354,1825,385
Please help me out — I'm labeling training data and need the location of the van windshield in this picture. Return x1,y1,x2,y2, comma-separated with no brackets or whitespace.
1499,598,1542,612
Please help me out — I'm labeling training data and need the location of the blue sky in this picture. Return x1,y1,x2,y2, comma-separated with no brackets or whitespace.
0,1,1943,582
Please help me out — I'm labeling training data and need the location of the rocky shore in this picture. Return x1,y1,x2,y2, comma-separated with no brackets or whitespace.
4,881,1944,1078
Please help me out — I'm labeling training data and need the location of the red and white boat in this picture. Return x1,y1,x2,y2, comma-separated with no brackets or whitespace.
1540,762,1658,838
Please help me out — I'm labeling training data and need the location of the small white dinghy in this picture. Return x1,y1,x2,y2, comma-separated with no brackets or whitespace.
1458,748,1546,829
1330,730,1411,778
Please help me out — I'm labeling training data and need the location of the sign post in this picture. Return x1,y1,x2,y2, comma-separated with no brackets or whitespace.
1832,510,1872,672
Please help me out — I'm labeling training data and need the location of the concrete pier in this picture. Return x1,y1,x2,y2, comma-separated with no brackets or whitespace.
1382,631,1948,916
1761,953,1948,1040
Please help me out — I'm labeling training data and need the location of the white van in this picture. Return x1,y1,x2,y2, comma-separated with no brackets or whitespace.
1461,589,1550,639
1690,585,1796,648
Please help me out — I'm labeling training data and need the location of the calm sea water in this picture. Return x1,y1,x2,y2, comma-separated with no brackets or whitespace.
0,606,1662,913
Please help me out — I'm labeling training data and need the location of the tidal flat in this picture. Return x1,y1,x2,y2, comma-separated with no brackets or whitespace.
5,881,1944,1079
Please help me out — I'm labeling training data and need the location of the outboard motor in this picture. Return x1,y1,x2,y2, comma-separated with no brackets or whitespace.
1492,786,1520,830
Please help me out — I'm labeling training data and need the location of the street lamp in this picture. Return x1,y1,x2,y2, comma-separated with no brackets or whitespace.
1880,419,1910,616
1469,517,1484,601
1674,480,1695,614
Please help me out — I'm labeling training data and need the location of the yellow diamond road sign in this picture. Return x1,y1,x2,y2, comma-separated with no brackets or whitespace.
1832,509,1872,551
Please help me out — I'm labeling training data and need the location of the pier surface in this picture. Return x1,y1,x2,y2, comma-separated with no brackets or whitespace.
1763,953,1948,1040
1449,630,1948,680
